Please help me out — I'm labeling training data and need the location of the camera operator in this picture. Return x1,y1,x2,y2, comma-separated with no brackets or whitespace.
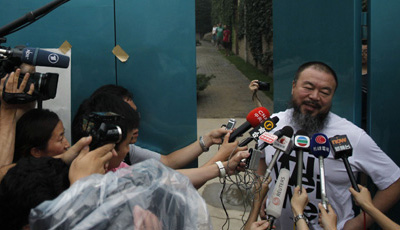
72,92,250,188
74,84,246,170
0,69,34,167
249,79,270,108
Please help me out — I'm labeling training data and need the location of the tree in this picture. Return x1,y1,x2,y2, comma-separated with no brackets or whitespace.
196,0,212,37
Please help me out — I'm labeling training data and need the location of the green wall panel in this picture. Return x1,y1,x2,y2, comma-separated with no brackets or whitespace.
273,0,362,124
115,0,197,158
368,0,400,223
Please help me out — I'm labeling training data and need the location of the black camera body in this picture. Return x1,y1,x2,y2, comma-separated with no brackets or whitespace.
257,81,270,91
2,72,59,104
19,72,59,100
82,112,123,150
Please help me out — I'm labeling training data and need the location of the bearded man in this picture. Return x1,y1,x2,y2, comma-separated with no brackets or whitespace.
256,61,400,230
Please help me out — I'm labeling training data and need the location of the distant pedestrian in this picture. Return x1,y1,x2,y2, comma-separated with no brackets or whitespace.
222,25,231,56
212,25,217,45
216,23,223,49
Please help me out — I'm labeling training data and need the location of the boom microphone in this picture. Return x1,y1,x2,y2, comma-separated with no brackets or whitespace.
229,107,270,142
293,130,310,191
329,135,360,192
310,133,330,210
0,47,70,68
265,168,290,229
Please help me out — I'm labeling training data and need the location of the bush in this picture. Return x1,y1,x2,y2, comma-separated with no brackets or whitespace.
197,73,216,93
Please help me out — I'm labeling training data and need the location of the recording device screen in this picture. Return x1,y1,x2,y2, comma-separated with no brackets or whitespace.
225,118,236,130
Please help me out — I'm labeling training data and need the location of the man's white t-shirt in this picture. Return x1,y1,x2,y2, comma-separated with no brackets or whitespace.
261,109,400,230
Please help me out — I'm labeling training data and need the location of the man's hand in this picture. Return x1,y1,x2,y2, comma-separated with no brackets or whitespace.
56,136,91,164
249,220,270,230
68,141,115,185
249,80,260,92
224,150,250,175
318,203,338,230
1,69,34,110
349,184,373,209
290,186,309,216
214,132,247,162
133,205,162,230
203,127,229,147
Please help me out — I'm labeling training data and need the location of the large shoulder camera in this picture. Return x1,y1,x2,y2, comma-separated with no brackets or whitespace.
0,57,59,104
82,112,123,150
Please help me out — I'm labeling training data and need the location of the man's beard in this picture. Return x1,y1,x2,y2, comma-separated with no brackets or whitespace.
290,99,330,135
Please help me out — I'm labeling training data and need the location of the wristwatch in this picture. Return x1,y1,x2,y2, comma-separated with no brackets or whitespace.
199,136,209,152
215,161,226,178
294,214,309,225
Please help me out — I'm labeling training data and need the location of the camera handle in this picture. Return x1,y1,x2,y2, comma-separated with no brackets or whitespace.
0,0,70,38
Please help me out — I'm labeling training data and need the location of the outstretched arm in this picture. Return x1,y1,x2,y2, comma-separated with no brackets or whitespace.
202,131,247,167
349,184,400,230
177,150,249,189
249,80,262,108
244,177,271,230
0,70,34,166
160,127,230,169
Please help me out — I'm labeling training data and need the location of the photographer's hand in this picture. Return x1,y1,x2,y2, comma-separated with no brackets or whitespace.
249,80,260,92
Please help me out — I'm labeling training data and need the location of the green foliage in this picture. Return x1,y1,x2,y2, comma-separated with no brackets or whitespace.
213,0,273,74
211,0,237,26
220,50,273,99
196,0,212,36
197,73,216,93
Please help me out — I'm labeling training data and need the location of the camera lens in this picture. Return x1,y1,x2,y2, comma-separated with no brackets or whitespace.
106,125,122,144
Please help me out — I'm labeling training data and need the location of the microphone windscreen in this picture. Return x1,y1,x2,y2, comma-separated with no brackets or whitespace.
266,168,290,218
294,129,310,150
246,107,270,127
21,47,70,68
271,116,279,124
310,133,330,158
329,135,353,159
229,107,270,142
274,126,294,139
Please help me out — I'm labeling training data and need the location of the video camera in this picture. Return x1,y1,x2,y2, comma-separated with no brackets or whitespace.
82,112,123,150
0,59,60,104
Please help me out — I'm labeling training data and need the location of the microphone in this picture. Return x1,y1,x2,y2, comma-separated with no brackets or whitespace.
240,117,279,171
293,130,310,191
229,107,270,142
310,133,330,210
0,47,70,68
239,116,279,147
263,126,294,180
329,135,360,192
258,125,292,151
265,168,290,229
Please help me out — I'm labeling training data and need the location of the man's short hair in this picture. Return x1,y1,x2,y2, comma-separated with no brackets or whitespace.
0,157,70,230
71,92,140,146
294,61,338,91
92,84,134,101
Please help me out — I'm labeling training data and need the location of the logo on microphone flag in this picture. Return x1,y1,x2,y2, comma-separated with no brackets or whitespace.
315,135,327,144
295,136,310,148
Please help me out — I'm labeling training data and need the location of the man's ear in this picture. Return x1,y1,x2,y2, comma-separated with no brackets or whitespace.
291,81,296,95
30,147,44,158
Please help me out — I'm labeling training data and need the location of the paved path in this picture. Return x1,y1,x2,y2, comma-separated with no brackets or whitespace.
196,41,273,118
196,41,274,229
